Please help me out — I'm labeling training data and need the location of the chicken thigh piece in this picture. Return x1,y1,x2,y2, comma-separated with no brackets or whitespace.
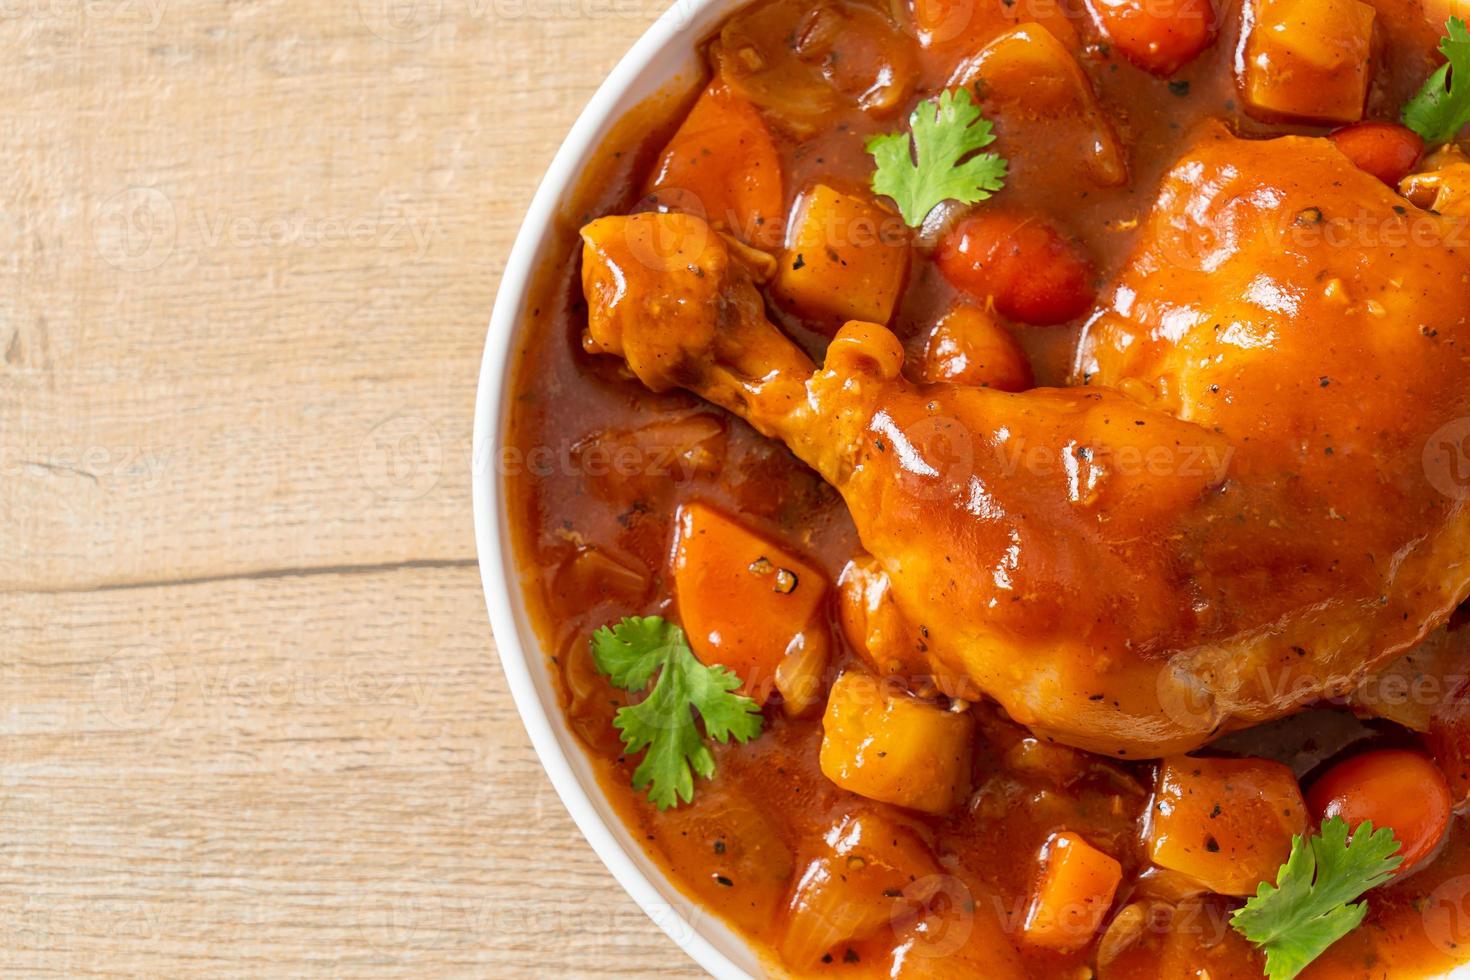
578,126,1470,756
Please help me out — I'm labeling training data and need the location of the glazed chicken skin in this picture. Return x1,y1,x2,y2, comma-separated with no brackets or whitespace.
578,127,1470,756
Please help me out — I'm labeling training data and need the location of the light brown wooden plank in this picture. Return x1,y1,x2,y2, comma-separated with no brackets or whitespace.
1,566,700,977
4,0,708,974
0,0,652,591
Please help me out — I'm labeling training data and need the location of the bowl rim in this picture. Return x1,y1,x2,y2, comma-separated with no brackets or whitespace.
471,0,757,976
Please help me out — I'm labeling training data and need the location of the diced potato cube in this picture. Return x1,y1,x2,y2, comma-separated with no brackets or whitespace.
819,670,974,814
775,183,909,327
1022,832,1123,952
781,811,941,968
1144,756,1308,896
672,501,828,704
1241,0,1375,124
1261,0,1368,69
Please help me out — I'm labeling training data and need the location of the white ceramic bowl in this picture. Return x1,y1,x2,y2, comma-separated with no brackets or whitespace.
471,0,762,975
471,6,1470,978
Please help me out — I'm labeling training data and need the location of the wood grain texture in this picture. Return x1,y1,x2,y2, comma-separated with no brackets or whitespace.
2,1,701,975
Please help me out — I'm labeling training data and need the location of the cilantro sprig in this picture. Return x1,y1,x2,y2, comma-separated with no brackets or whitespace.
590,616,764,810
1403,17,1470,145
866,88,1008,227
1230,818,1403,980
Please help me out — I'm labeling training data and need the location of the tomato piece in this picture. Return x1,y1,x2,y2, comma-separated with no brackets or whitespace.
935,212,1096,326
1329,121,1424,187
1306,749,1452,874
644,82,785,249
671,502,829,705
1083,0,1216,75
916,304,1033,390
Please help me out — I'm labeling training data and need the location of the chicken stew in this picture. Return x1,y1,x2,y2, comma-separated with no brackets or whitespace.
505,0,1470,975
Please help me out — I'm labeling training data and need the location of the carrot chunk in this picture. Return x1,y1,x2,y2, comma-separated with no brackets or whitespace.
1330,121,1424,187
671,502,828,705
1022,831,1123,952
1083,0,1216,75
644,82,785,249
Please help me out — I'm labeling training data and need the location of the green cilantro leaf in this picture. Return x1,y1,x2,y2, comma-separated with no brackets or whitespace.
590,616,764,810
1403,17,1470,145
1231,818,1403,980
866,88,1008,227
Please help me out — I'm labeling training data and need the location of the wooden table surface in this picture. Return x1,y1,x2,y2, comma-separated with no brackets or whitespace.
2,2,701,975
